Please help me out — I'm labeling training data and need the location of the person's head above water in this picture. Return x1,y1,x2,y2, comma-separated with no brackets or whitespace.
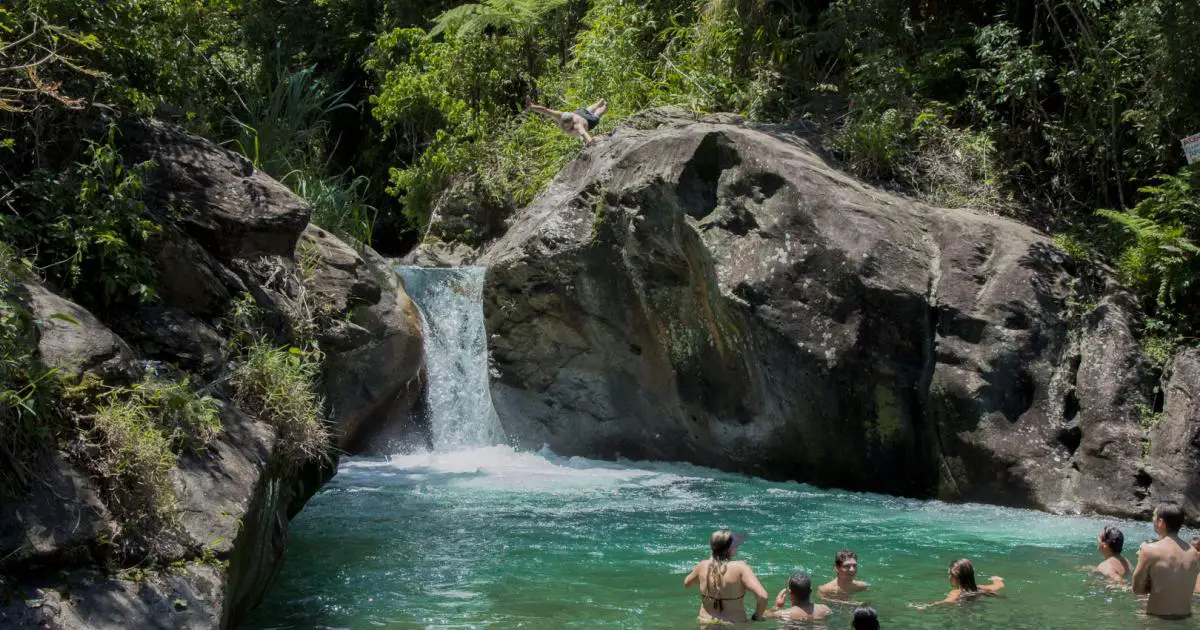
786,572,813,604
834,549,859,580
709,529,746,561
1152,501,1185,536
851,606,880,630
1098,525,1125,556
948,558,979,592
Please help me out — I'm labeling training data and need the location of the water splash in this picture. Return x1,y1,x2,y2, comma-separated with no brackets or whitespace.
395,266,505,450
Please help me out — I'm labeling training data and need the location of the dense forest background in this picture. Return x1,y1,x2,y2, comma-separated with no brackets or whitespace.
3,0,1199,368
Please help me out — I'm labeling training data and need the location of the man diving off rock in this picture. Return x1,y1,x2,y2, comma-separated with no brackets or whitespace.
525,96,608,145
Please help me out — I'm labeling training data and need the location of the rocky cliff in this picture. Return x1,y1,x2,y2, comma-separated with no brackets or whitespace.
469,109,1194,522
0,117,423,627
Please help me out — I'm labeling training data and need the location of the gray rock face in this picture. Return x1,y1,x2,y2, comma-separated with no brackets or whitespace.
119,307,226,377
1,116,425,628
478,111,1162,518
1149,349,1200,517
303,226,426,452
27,283,138,383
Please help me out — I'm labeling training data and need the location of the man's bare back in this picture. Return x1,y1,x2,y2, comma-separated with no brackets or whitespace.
765,601,831,622
1132,504,1200,619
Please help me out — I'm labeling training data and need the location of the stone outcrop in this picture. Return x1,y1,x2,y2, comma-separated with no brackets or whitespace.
1,115,423,628
1149,349,1200,517
473,108,1175,520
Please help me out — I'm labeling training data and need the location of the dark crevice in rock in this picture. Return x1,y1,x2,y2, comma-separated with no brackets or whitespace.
1057,420,1083,455
679,132,741,220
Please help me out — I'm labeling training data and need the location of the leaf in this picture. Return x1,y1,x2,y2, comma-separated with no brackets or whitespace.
48,313,81,327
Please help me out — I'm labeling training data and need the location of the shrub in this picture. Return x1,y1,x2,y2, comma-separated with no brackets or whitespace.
74,374,222,555
0,244,55,499
285,169,378,246
6,124,161,310
1097,168,1200,309
231,341,329,469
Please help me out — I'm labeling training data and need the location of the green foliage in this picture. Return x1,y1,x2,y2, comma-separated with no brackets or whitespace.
226,65,354,175
1052,234,1092,264
71,373,222,555
231,341,330,470
287,170,378,246
1097,168,1200,308
0,245,56,499
3,124,160,310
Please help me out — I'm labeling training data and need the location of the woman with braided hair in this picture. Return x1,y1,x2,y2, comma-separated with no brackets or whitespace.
684,529,769,624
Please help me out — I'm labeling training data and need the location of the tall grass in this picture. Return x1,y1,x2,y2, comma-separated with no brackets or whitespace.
231,340,329,470
226,64,353,175
285,170,377,246
73,375,223,556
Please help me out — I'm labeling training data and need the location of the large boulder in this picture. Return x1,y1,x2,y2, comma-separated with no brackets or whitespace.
300,225,426,452
1149,349,1200,518
28,283,138,383
476,110,1158,518
1,115,425,628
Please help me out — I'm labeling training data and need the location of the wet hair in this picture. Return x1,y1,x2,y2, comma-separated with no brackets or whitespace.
949,558,979,592
1100,525,1125,554
706,530,735,611
1154,502,1186,534
835,549,858,568
1191,536,1200,552
787,572,812,603
851,606,880,630
560,112,573,123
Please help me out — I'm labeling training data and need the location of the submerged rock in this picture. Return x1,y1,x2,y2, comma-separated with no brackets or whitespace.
477,110,1171,520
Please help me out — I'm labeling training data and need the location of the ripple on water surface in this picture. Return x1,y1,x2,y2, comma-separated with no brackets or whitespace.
245,447,1200,629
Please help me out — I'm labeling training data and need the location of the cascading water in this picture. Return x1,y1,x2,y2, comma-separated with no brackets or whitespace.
394,266,505,450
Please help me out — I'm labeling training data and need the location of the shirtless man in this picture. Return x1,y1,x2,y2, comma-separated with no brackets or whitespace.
1094,525,1132,583
766,572,832,623
1192,537,1200,595
817,549,870,602
525,96,608,145
1131,501,1200,620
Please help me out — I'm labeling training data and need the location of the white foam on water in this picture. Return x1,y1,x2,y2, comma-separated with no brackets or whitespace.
343,445,702,495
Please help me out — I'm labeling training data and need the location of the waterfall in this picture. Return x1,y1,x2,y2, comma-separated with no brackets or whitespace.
395,266,505,450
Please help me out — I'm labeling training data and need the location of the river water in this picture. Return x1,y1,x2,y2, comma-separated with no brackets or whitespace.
243,267,1199,629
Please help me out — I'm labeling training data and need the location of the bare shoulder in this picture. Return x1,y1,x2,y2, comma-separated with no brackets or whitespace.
816,603,833,614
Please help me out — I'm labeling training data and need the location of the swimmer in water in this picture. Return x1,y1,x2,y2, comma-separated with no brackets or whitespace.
851,606,880,629
816,549,870,603
1094,525,1132,583
764,572,831,623
1132,501,1200,619
684,529,769,624
909,558,1004,609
